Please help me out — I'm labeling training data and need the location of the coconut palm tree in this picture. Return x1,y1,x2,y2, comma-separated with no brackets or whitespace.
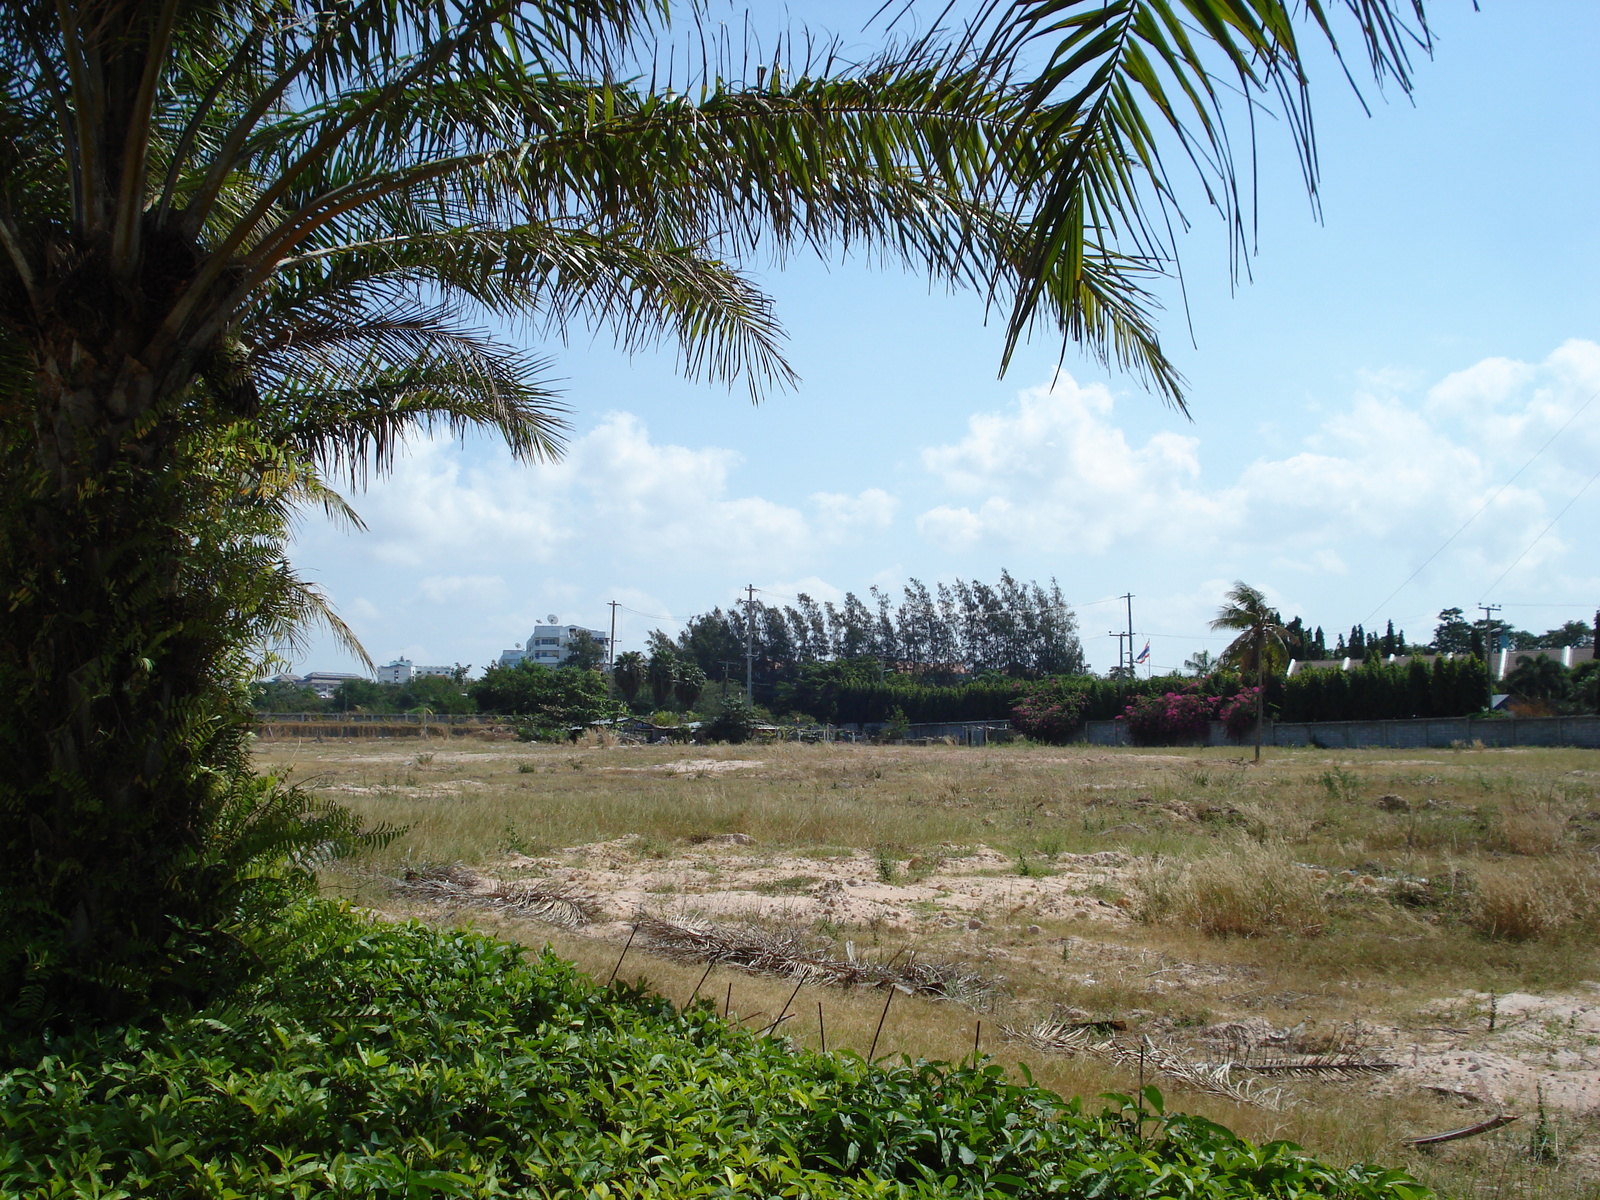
647,647,677,710
1210,582,1289,763
612,651,646,705
0,0,1433,1020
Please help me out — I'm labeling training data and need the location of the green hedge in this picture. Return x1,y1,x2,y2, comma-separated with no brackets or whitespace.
814,658,1490,730
0,904,1430,1199
802,679,1026,725
1276,657,1488,722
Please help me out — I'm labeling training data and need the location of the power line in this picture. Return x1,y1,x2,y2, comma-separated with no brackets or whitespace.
1478,460,1600,602
615,603,685,622
1362,386,1600,624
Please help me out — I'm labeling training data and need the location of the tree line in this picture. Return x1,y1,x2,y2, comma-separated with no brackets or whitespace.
1274,609,1594,663
655,572,1083,704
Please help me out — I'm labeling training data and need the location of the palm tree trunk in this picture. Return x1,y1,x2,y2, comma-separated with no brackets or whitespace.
1254,637,1264,763
1,359,248,1020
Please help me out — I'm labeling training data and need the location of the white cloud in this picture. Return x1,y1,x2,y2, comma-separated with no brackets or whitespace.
915,346,1600,601
316,412,901,577
917,372,1233,553
811,488,898,540
417,574,508,606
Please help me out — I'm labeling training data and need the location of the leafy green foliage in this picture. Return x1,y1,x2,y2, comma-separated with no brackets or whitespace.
326,675,476,714
1279,657,1488,721
250,679,328,711
470,661,621,727
0,414,372,1024
0,907,1431,1200
781,661,1027,725
703,695,761,744
1011,680,1090,743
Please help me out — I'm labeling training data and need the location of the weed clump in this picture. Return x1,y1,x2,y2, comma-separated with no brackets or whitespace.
1469,861,1594,941
1138,843,1329,938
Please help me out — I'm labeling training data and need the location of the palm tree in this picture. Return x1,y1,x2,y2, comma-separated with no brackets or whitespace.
0,0,1432,1020
647,648,677,710
673,661,707,712
612,651,646,705
1210,583,1289,763
1184,650,1216,678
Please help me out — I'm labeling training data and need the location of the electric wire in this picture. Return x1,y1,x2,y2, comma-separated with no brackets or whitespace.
1478,460,1600,602
1361,387,1600,623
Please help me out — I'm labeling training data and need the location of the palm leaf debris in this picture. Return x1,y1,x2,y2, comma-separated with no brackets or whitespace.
390,864,599,929
1227,1056,1400,1078
1002,1020,1285,1111
635,914,997,1007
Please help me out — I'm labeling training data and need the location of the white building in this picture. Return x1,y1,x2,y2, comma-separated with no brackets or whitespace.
498,620,609,669
300,671,367,699
377,658,458,684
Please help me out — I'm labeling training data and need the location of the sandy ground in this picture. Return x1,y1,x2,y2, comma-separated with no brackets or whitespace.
498,835,1136,932
436,831,1600,1119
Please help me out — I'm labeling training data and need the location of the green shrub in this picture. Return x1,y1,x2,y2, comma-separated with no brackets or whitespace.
703,696,760,743
0,904,1430,1199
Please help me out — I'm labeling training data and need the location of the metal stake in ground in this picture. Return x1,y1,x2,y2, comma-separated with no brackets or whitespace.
686,961,715,1008
607,924,637,986
760,976,807,1038
867,986,896,1061
972,1020,982,1066
724,980,734,1021
818,1002,827,1054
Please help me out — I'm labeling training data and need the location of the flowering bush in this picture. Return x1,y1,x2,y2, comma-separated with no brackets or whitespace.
1123,685,1264,745
1011,681,1088,743
1218,688,1261,741
1123,690,1216,745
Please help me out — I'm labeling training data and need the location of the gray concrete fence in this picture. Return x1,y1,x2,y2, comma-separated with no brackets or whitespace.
1082,714,1600,750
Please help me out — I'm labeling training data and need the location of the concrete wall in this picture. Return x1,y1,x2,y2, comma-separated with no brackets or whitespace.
1082,715,1600,750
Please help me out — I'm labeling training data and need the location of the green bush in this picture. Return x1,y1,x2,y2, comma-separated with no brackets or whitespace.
0,905,1431,1199
703,695,760,743
471,661,622,727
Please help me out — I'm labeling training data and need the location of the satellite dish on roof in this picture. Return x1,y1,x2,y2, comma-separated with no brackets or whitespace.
546,614,558,624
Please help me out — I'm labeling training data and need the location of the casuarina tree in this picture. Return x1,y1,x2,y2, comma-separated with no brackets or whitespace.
0,0,1431,1024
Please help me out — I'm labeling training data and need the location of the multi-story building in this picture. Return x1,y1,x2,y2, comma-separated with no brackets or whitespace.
377,658,458,684
300,671,367,699
498,620,609,669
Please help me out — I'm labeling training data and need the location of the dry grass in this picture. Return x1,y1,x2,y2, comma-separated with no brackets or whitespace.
1470,859,1597,942
1137,843,1330,938
265,735,1600,1199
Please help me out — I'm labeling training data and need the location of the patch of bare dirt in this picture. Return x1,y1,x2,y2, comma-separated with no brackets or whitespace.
1376,988,1600,1113
598,758,766,776
496,837,1135,933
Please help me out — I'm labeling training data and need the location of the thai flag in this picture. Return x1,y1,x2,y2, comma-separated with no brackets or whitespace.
1134,640,1150,664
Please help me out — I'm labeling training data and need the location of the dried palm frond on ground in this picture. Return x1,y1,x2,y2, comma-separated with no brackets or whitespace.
1229,1057,1400,1078
1002,1021,1286,1111
391,863,599,929
635,914,997,1006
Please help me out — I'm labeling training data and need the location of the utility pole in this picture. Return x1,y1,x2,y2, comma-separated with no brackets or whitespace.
1108,630,1130,675
607,600,619,670
1123,594,1135,674
743,585,757,706
1478,602,1502,707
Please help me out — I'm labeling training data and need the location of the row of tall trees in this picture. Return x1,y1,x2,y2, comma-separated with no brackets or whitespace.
666,572,1083,704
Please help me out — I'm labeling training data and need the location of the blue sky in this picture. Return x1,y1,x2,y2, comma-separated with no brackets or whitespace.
287,1,1600,677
